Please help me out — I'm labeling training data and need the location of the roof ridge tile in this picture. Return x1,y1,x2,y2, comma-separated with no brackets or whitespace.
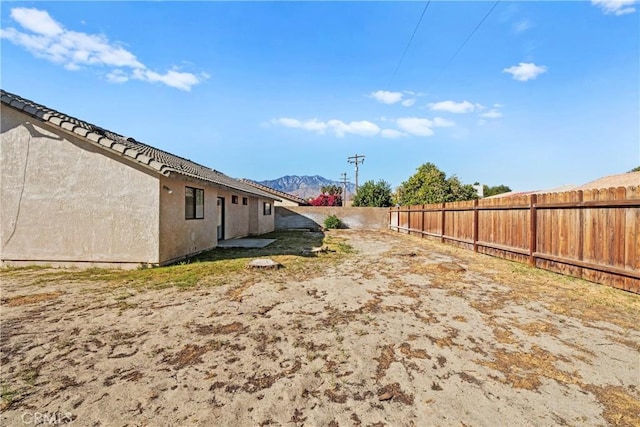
0,89,278,201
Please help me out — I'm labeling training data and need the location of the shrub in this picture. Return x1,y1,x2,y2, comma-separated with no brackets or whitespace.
310,194,342,206
323,215,342,229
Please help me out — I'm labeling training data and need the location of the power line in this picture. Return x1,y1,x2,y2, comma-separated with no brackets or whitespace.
440,0,500,74
389,0,432,85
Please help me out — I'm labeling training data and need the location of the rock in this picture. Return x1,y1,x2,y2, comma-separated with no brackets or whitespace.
378,391,394,401
247,259,281,269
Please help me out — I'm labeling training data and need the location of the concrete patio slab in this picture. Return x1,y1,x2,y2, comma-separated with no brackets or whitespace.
217,238,276,249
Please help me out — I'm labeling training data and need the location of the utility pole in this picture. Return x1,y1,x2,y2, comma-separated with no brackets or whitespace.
340,172,349,206
347,154,365,194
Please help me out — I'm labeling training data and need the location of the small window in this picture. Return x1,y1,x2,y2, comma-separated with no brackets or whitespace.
185,187,204,219
242,197,248,205
232,195,238,204
263,202,272,216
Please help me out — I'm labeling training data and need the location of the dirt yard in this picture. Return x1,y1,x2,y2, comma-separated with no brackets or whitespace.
1,230,639,426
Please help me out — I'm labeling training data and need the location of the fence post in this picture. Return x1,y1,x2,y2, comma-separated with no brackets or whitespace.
441,202,446,243
577,190,584,279
394,206,399,233
473,199,479,252
529,194,537,266
408,205,411,235
421,204,425,238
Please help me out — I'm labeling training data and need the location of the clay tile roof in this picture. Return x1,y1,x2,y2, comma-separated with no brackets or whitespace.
1,89,278,201
240,179,310,205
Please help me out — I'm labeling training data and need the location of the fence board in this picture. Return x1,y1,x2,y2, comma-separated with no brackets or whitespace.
389,185,640,293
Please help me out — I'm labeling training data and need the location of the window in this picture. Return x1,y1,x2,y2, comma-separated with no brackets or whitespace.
185,187,204,219
263,202,272,216
242,197,248,205
232,195,238,204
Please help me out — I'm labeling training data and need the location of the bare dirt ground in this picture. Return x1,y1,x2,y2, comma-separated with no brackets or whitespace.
1,230,639,427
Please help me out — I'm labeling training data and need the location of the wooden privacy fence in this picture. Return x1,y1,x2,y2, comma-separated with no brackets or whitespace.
389,186,640,293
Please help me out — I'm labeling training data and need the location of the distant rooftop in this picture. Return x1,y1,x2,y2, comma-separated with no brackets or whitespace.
484,171,639,199
572,171,640,191
240,179,310,205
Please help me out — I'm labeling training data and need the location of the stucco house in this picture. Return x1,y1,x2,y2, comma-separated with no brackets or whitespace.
240,179,311,206
1,90,279,268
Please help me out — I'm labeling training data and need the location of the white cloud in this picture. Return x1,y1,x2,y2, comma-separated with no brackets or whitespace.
272,115,455,138
493,103,504,108
433,117,455,127
10,7,63,37
370,90,404,104
477,119,487,126
401,98,416,107
503,62,547,81
591,0,636,15
480,109,503,119
271,118,328,133
272,118,380,137
428,100,475,114
106,69,128,84
132,68,205,92
328,120,380,137
396,117,434,137
381,129,407,139
512,19,532,33
0,7,206,91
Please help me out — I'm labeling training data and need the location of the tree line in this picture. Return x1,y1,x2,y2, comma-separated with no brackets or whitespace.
351,162,511,207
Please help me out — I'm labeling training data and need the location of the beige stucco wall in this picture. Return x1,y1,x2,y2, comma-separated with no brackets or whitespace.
158,176,218,264
214,192,275,239
248,197,259,235
257,198,276,234
1,106,160,267
157,184,276,262
275,206,389,230
217,189,250,239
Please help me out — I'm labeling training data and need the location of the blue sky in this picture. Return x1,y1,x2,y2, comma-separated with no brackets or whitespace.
1,1,638,191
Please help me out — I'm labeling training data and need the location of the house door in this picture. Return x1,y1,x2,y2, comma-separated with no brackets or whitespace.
217,197,225,240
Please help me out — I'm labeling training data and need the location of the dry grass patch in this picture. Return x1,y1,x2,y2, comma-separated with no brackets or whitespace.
480,344,576,391
376,382,414,405
5,291,63,306
0,231,354,294
164,342,220,368
395,232,639,331
583,384,640,427
374,344,396,381
515,320,560,337
398,342,431,359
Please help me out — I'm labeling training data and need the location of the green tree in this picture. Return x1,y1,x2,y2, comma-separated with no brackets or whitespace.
398,162,478,205
629,166,640,172
483,184,512,197
352,180,393,207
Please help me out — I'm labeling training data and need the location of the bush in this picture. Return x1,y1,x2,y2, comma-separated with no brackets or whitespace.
310,194,342,206
323,215,342,229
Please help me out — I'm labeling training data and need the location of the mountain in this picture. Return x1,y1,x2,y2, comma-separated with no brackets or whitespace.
258,175,356,200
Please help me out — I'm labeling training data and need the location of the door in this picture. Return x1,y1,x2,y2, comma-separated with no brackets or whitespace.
217,197,225,240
